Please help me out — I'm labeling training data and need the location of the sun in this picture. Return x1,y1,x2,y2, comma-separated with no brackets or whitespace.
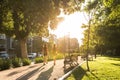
53,12,87,45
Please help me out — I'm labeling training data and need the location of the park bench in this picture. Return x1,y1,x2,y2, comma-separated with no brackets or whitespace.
81,55,86,60
64,55,78,68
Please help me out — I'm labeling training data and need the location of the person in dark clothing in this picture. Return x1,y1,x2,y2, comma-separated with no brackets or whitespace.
43,44,48,65
53,44,57,65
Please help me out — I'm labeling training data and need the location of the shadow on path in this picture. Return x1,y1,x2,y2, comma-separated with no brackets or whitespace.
72,66,87,80
64,66,74,74
108,56,120,61
70,66,100,80
16,65,44,80
111,63,120,66
7,65,37,76
36,66,54,80
90,71,100,80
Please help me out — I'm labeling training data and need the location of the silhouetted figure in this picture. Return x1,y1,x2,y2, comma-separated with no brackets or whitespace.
53,44,57,65
43,44,48,65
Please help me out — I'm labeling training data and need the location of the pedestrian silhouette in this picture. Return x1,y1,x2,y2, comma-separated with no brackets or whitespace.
53,44,57,65
43,44,48,65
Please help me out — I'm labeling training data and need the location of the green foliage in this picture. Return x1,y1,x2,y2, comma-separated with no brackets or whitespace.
0,0,83,58
84,0,98,11
6,0,65,39
11,57,21,68
55,53,64,59
50,17,64,30
103,0,114,7
0,0,14,36
22,58,31,66
103,0,120,8
35,57,43,63
94,1,120,55
81,0,120,56
49,52,64,60
0,59,11,71
67,56,120,80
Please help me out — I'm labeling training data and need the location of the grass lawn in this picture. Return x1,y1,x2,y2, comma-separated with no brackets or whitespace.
66,56,120,80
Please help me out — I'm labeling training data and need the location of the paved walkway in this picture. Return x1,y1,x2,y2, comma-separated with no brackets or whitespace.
0,57,83,80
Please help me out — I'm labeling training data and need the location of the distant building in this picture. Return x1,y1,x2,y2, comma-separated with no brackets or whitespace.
27,36,43,54
0,34,15,55
57,36,79,53
0,34,7,52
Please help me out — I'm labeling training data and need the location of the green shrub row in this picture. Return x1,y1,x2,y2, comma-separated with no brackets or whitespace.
0,57,32,71
0,53,64,71
0,58,11,70
11,57,21,68
35,57,43,63
22,58,31,66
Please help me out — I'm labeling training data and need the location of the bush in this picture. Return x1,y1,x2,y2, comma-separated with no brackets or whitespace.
0,59,11,70
48,52,64,61
11,57,21,68
56,53,64,59
22,58,31,66
35,57,43,63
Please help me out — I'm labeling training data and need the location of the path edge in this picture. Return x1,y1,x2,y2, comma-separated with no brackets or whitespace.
58,61,86,80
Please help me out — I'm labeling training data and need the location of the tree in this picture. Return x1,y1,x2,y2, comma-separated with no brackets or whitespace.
0,0,14,35
0,0,68,58
81,0,120,56
94,0,120,56
0,0,81,58
79,0,99,71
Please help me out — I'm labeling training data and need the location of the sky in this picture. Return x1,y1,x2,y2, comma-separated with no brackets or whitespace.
50,11,88,45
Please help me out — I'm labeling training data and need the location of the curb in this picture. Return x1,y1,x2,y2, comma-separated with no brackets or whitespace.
58,61,85,80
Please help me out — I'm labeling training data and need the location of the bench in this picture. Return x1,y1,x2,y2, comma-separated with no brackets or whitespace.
64,55,78,68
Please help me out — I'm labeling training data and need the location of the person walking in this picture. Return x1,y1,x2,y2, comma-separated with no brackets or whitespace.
53,44,57,65
43,44,48,65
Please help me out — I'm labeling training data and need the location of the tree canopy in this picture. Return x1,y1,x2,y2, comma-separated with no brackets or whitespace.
81,0,120,56
1,0,120,57
0,0,79,58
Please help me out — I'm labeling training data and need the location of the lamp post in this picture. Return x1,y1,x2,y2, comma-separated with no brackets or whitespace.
68,32,70,56
64,33,66,57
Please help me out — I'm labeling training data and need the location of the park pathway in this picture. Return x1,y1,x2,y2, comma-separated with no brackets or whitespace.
0,56,83,80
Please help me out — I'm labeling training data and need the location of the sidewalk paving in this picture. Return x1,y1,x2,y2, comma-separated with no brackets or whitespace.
0,57,83,80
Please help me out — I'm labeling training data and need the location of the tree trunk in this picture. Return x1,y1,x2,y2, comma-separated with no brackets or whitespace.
86,54,90,71
20,38,28,58
86,24,90,71
95,53,96,59
86,11,91,71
